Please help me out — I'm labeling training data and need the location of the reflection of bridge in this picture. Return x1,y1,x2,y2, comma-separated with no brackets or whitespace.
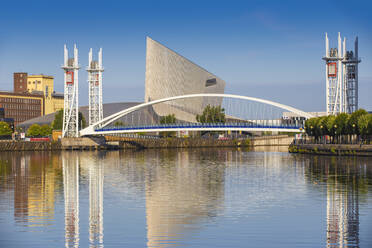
80,93,313,136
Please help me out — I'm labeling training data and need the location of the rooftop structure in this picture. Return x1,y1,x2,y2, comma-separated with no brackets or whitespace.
145,37,226,122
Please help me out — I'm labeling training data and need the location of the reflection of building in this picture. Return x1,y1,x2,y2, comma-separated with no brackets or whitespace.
13,156,29,222
144,150,225,247
88,157,104,247
303,156,362,247
11,153,61,224
326,176,359,247
63,154,80,248
145,37,226,122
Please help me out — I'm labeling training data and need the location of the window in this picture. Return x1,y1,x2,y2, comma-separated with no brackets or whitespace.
205,78,217,87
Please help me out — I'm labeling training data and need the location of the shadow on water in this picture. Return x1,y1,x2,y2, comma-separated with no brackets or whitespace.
0,149,371,247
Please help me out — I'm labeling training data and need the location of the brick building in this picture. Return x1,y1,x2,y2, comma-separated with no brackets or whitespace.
13,72,28,93
0,91,44,125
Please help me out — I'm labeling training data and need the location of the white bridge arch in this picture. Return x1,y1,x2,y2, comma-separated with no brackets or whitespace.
80,93,313,136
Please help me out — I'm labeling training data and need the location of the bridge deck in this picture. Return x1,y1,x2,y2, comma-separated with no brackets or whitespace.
92,123,303,134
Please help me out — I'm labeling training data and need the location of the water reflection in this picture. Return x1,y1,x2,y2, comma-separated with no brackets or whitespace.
0,149,371,247
88,154,104,248
142,149,226,247
63,154,80,247
303,156,371,248
62,152,105,248
9,152,62,225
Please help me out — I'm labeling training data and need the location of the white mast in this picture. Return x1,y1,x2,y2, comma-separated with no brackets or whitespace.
62,44,80,137
323,32,360,115
87,48,104,126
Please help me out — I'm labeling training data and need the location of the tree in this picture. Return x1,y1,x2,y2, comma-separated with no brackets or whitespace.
368,114,372,137
347,109,368,135
52,109,86,130
358,114,372,141
40,124,52,137
27,124,41,137
196,105,225,123
0,121,12,136
159,114,176,137
79,112,86,130
334,113,349,136
325,115,336,137
52,109,63,130
160,114,176,124
114,121,125,127
305,117,317,137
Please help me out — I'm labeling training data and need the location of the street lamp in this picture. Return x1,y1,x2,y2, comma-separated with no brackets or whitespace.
334,124,337,144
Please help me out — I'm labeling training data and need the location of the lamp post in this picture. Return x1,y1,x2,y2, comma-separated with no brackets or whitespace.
334,124,337,144
352,123,356,144
320,125,323,144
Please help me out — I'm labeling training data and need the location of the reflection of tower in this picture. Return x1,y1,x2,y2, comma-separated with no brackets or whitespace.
87,48,104,126
89,158,104,247
145,150,225,247
62,44,80,137
13,156,29,222
63,154,80,247
326,181,359,247
323,33,361,115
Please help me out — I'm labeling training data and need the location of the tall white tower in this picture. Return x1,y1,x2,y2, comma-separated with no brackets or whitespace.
323,33,361,115
87,48,103,126
62,44,80,137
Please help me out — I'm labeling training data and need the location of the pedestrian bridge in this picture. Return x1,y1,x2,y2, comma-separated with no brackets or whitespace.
80,93,313,136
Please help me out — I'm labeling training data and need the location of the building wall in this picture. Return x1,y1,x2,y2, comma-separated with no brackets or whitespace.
145,37,226,122
27,75,58,115
0,92,44,125
13,73,28,93
51,97,64,113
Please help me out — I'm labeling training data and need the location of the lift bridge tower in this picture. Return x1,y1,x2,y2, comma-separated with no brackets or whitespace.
323,33,361,115
62,44,80,137
87,48,103,126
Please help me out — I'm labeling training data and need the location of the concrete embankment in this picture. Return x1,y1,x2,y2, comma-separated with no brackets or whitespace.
108,135,293,149
117,138,251,149
0,140,61,151
251,135,294,146
0,135,295,151
289,143,372,156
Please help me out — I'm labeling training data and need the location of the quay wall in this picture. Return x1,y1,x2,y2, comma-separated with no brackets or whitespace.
0,140,61,151
289,143,372,156
0,135,294,151
118,138,251,149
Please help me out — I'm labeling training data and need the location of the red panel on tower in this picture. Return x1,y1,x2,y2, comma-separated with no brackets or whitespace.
328,62,337,77
66,71,74,85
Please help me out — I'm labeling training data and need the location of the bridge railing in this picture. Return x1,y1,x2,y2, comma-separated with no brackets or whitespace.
95,122,303,132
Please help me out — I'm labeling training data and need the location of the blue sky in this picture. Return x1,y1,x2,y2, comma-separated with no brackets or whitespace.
0,0,371,111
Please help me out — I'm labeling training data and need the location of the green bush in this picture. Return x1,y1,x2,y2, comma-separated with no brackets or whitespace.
0,121,12,136
27,124,42,137
40,124,52,137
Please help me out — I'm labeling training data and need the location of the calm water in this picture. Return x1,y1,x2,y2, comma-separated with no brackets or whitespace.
0,148,371,247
